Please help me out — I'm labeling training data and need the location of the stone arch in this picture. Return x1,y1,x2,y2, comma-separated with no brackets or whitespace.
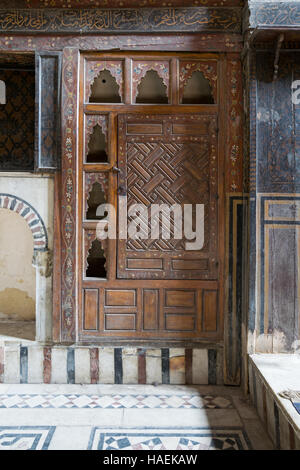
0,193,48,252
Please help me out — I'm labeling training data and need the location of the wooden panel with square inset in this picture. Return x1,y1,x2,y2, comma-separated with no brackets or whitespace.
83,289,99,330
105,289,137,307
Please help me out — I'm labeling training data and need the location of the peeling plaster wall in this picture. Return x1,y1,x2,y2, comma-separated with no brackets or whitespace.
0,208,35,320
0,173,54,340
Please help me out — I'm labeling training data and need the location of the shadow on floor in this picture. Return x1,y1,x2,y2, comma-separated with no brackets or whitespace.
0,321,35,341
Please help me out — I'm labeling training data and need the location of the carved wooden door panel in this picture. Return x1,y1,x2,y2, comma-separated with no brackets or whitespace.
117,114,219,280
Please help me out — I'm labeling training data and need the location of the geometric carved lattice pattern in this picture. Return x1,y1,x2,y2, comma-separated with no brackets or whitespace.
127,141,210,251
117,114,218,280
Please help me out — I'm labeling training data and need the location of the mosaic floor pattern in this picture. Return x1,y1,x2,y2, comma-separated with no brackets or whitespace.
88,427,252,450
0,384,274,450
0,426,55,450
0,394,233,409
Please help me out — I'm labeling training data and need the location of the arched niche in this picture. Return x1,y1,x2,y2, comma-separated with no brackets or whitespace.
89,69,121,103
86,124,108,163
181,71,214,104
136,70,168,104
86,238,107,279
86,182,107,220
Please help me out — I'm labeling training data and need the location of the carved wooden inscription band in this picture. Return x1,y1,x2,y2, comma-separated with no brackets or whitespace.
0,8,242,34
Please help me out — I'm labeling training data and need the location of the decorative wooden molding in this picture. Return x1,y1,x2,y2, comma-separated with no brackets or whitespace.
60,48,78,342
225,55,243,192
0,8,242,34
0,33,243,53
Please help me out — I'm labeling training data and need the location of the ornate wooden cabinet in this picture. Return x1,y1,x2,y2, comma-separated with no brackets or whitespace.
77,52,225,343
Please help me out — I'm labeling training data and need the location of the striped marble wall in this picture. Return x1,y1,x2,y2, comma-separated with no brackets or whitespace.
0,343,223,385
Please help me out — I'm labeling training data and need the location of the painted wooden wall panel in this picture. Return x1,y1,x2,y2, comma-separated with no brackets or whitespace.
60,48,79,342
35,52,61,171
246,50,300,353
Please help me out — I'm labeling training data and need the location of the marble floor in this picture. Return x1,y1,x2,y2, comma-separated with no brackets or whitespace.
250,354,300,444
0,384,273,450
